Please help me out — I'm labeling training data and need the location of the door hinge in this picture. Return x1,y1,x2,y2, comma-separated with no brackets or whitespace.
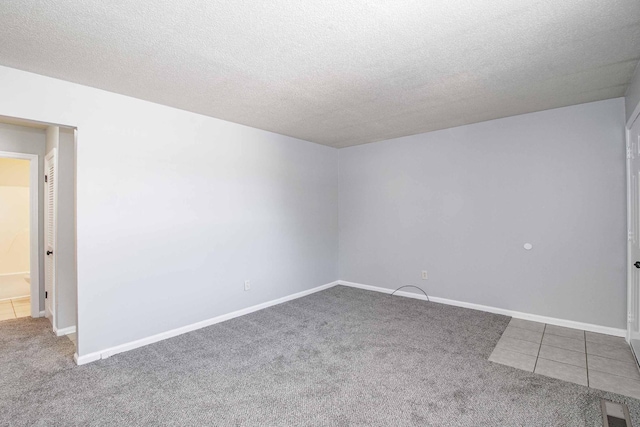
45,175,48,183
628,312,634,323
45,291,48,299
629,230,634,241
628,147,633,160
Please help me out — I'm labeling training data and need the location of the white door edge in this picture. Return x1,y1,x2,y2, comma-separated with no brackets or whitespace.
44,148,57,328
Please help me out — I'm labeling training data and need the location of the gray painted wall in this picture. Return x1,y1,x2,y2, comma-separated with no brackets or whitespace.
627,62,640,125
339,98,627,329
0,66,339,357
0,64,628,358
0,123,46,311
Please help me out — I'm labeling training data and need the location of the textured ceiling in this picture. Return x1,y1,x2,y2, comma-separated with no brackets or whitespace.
1,1,639,148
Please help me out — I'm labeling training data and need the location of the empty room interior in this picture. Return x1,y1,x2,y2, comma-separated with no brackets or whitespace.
1,1,640,426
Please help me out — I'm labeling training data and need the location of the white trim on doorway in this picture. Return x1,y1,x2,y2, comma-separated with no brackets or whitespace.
626,105,640,364
54,325,76,337
0,150,40,319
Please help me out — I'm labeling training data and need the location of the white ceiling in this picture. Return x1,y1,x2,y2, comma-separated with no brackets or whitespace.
1,1,639,148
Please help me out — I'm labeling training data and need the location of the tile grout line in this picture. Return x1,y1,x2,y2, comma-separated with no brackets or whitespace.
588,367,640,382
512,322,619,342
536,355,589,370
543,334,585,344
493,343,538,358
544,333,586,341
584,351,636,364
502,323,640,396
539,342,586,354
533,324,546,372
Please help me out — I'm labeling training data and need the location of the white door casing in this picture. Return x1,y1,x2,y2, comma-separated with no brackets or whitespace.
627,116,640,360
44,149,57,324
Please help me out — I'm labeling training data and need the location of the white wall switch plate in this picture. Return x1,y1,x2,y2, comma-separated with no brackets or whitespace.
421,271,428,280
244,280,251,291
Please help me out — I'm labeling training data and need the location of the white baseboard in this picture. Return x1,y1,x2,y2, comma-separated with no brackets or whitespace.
54,325,76,337
75,281,339,366
73,278,627,366
0,271,29,277
0,294,29,302
338,280,627,338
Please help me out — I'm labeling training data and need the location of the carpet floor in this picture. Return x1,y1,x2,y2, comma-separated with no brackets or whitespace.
1,285,639,426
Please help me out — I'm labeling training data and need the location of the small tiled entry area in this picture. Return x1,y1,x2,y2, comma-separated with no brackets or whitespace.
0,297,30,321
489,318,640,399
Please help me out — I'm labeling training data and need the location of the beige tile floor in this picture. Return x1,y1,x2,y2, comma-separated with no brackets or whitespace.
0,297,31,321
490,318,640,399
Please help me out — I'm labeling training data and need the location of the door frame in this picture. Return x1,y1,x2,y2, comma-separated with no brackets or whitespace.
44,148,58,325
0,150,40,318
627,106,640,346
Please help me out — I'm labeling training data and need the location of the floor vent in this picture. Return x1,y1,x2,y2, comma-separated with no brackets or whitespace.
602,400,633,427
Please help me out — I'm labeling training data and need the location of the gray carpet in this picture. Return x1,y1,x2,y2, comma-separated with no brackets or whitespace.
1,285,639,426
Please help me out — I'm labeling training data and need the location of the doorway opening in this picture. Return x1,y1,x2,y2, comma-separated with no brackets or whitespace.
0,117,78,352
0,157,32,320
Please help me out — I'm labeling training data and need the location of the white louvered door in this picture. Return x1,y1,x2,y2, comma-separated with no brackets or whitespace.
44,149,57,322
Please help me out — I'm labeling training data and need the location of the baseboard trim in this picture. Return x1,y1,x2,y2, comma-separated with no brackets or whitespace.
75,281,339,366
54,325,76,337
0,271,29,277
0,294,29,302
338,280,627,338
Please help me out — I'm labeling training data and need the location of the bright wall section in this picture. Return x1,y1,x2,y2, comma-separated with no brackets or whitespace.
0,66,339,358
0,158,30,275
339,98,627,330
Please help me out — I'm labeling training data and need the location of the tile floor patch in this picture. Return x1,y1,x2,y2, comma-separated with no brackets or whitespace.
502,325,543,344
542,333,586,353
587,342,636,364
495,336,540,356
544,324,585,341
538,345,586,368
534,358,588,386
589,370,640,400
586,332,628,348
0,297,31,321
489,319,640,400
588,354,640,381
508,318,545,332
489,347,537,372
